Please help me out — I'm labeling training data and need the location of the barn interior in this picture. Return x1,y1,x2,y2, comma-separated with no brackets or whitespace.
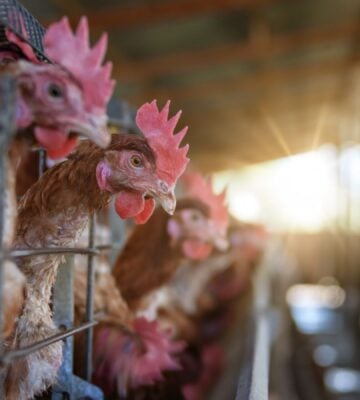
1,0,360,399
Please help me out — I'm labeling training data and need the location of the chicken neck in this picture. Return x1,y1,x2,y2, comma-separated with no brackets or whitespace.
6,147,112,399
112,206,182,311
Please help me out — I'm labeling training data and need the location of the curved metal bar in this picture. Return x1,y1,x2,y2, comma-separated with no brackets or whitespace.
0,320,98,365
10,247,101,257
10,245,113,258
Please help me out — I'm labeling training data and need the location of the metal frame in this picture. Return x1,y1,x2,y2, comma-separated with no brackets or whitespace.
235,259,273,400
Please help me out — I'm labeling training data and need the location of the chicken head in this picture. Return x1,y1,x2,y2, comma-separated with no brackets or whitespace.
96,100,189,224
167,172,230,260
3,16,114,159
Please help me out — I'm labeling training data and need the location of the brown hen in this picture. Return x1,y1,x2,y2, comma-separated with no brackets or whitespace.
5,99,188,399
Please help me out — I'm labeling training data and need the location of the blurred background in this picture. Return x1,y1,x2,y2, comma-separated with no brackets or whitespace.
20,1,360,398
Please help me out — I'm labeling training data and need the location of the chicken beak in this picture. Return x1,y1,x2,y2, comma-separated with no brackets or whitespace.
72,114,111,148
213,234,230,251
208,222,229,251
150,182,177,215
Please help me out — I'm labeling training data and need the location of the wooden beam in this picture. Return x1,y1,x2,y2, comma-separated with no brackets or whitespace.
57,0,274,30
114,20,360,81
124,53,360,107
50,0,84,15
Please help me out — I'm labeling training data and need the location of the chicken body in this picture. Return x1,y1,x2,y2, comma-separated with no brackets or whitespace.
113,206,183,310
0,16,114,339
112,198,224,311
6,150,106,399
75,256,133,329
2,144,35,340
5,133,177,399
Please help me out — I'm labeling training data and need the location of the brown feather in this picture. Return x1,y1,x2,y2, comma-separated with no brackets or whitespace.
73,255,134,379
6,134,155,399
112,198,209,310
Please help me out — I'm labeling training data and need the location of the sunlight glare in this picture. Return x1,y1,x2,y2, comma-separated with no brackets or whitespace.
214,145,338,232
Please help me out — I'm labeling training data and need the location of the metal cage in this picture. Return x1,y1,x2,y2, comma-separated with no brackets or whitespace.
0,0,48,61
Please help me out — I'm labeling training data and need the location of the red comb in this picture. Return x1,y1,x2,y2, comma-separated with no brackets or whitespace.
182,171,228,232
4,16,115,111
44,16,115,112
136,100,189,186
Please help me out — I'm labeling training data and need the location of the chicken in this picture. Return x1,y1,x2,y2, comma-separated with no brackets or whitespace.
1,14,114,236
159,223,267,400
110,173,229,399
153,223,267,341
112,176,229,311
2,13,114,232
115,171,229,313
0,16,115,340
5,100,189,399
4,16,114,155
83,173,226,398
162,224,268,400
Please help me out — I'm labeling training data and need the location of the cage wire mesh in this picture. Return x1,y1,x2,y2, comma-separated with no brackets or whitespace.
0,0,48,61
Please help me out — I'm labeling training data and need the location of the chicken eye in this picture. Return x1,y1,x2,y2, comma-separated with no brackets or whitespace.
191,212,201,222
129,155,143,168
47,83,63,99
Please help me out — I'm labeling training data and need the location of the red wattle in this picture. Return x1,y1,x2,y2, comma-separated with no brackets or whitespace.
115,192,145,219
47,137,78,159
115,193,156,223
34,127,78,159
134,198,155,224
182,240,212,260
